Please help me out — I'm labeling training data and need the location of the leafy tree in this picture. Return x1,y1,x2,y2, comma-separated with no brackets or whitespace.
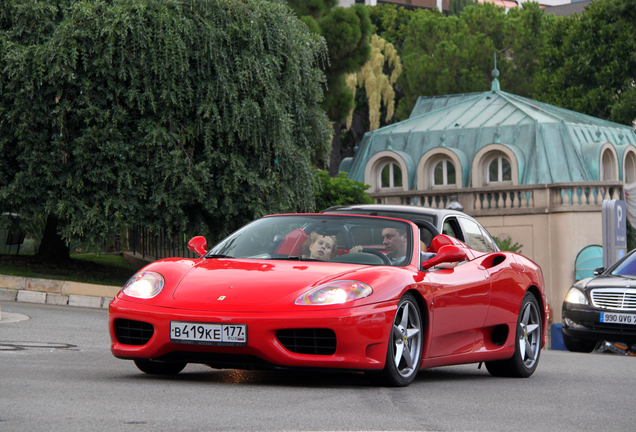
536,0,636,126
314,169,374,212
286,0,372,175
346,35,402,131
396,3,545,120
342,35,402,153
0,0,331,262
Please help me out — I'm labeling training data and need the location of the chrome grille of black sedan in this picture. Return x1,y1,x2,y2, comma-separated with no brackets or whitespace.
591,288,636,311
114,319,154,345
276,329,337,355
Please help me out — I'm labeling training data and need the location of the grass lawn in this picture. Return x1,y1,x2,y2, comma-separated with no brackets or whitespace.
0,253,141,286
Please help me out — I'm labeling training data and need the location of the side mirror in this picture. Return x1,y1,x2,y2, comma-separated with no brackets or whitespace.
421,245,468,270
187,236,208,258
593,267,605,276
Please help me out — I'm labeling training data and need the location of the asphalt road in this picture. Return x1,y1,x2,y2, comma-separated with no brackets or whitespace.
1,301,635,432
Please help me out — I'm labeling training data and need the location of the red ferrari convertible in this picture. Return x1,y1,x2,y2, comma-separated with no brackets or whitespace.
109,213,547,386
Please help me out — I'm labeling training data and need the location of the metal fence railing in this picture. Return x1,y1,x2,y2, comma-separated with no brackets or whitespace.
128,227,198,260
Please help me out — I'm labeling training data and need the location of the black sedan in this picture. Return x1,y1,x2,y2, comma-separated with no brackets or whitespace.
562,249,636,352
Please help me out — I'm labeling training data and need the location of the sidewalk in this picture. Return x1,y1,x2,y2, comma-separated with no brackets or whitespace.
0,251,154,317
0,274,119,310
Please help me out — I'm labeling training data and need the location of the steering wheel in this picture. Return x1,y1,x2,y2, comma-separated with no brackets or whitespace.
361,248,392,265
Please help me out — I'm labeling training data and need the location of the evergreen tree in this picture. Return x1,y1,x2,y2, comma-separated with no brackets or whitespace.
286,0,372,175
449,0,477,17
368,3,418,53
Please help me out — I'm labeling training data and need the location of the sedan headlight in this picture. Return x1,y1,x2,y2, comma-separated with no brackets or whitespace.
564,287,588,305
122,271,165,299
295,280,373,305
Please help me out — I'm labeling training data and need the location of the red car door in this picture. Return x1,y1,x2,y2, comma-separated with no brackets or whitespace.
483,254,529,326
425,260,491,358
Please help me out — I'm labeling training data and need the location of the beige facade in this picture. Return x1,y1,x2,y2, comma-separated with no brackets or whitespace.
479,212,602,324
369,181,624,323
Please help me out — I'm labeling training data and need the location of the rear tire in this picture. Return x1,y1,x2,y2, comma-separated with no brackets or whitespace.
369,293,423,387
486,292,542,378
563,334,596,353
134,359,186,375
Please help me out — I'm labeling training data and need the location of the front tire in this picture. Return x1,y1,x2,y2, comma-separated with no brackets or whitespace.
370,293,423,387
134,359,187,375
486,292,542,378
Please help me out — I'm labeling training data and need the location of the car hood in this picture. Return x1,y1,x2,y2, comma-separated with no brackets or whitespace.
170,258,379,309
575,275,636,291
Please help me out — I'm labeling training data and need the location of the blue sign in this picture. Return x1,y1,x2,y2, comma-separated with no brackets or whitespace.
616,200,626,247
602,200,628,269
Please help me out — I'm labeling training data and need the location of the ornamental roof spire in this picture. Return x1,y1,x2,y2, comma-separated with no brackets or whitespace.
491,51,500,91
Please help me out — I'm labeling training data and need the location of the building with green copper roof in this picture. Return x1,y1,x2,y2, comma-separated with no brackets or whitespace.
339,75,636,330
342,82,636,190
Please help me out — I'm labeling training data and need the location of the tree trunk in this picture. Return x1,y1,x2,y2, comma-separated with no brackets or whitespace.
37,214,70,262
329,123,342,177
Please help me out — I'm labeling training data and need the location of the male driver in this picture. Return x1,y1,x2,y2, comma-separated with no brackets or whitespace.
382,227,408,265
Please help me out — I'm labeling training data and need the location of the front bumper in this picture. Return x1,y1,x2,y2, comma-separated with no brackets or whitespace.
562,303,636,344
109,297,396,371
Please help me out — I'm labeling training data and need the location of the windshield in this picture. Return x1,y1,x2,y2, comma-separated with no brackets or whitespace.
207,215,413,266
610,250,636,276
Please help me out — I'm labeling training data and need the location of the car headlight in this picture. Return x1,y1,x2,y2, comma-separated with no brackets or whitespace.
563,317,586,329
122,271,165,299
295,280,373,305
564,287,588,305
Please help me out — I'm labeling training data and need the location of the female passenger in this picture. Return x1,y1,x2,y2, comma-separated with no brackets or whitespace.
303,232,338,261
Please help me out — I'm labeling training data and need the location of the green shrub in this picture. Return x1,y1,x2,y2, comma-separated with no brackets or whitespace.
493,236,523,254
314,170,374,211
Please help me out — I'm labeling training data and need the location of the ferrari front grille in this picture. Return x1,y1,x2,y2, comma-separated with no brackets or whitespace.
114,319,154,345
276,329,337,355
591,288,636,311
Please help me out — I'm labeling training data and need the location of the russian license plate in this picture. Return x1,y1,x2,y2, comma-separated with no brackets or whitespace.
170,321,247,346
600,313,636,325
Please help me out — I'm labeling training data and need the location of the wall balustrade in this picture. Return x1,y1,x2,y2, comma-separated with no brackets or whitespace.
369,181,625,217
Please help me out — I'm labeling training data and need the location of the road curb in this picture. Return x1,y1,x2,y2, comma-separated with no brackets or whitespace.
0,276,117,310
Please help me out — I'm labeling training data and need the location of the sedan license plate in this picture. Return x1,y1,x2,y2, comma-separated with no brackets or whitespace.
170,321,247,346
600,313,636,325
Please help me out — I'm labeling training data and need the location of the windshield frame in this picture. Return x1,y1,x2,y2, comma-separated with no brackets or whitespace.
205,213,415,266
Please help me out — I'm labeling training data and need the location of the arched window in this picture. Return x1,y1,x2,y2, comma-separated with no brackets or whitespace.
417,149,465,190
601,149,617,181
486,156,512,184
380,162,403,189
472,144,522,187
433,159,456,187
365,151,411,192
624,151,636,184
